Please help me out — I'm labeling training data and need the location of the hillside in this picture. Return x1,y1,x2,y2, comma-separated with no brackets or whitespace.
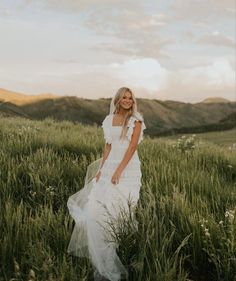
0,102,28,118
0,88,235,136
201,97,232,103
0,88,59,105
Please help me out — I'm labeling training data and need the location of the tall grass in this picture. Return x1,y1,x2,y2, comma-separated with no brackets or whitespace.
0,117,235,281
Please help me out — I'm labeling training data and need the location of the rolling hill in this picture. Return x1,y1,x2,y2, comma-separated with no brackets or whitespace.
201,97,232,103
0,88,235,136
0,88,59,105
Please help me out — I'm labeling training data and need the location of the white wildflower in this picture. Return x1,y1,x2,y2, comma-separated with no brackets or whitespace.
225,209,235,220
204,227,210,237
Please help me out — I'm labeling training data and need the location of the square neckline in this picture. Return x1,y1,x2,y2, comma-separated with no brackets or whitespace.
111,114,123,127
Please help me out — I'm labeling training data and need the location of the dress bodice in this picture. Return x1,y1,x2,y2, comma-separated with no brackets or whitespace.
101,114,146,166
101,113,146,145
110,126,126,142
108,126,131,162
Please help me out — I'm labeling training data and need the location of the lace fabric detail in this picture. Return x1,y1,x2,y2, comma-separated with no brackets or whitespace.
102,115,112,144
100,159,141,181
126,112,146,144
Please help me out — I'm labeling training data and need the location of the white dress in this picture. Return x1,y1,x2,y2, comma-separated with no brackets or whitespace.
67,112,146,281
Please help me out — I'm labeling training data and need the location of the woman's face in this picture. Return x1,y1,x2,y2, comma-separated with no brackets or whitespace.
119,91,134,110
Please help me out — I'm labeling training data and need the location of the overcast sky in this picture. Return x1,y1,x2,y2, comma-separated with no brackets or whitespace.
0,0,235,102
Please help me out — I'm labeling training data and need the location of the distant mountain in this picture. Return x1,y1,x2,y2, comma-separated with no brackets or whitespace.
0,88,59,105
0,88,235,136
201,97,232,103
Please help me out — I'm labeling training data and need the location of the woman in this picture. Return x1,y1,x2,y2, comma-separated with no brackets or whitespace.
67,87,146,281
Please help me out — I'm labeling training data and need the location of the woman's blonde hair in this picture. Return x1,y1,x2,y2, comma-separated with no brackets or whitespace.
112,87,137,140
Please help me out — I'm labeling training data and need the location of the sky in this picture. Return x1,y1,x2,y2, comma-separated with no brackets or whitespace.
0,0,235,102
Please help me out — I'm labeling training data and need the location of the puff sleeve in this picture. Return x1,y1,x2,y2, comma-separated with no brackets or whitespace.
126,112,146,144
101,115,112,144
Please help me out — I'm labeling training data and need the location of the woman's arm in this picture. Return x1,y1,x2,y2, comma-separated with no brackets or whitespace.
111,120,141,184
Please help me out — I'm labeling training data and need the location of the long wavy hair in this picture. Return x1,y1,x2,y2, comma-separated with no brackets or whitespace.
112,87,137,140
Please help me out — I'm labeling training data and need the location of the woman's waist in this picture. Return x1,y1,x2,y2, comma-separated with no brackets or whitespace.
103,153,140,170
107,150,139,162
100,155,141,178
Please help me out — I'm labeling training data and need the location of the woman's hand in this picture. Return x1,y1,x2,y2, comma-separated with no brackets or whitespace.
111,170,122,185
95,171,101,182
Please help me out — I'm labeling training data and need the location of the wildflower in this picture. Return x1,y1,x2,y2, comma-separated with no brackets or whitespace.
46,186,55,193
204,227,210,237
225,209,235,220
29,269,36,279
229,143,236,150
219,220,223,225
13,258,20,272
199,218,208,224
30,190,37,197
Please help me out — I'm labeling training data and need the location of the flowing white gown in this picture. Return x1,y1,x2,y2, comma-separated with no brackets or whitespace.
67,112,146,281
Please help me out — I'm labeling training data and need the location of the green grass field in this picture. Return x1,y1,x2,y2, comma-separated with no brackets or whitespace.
0,117,235,281
161,128,236,148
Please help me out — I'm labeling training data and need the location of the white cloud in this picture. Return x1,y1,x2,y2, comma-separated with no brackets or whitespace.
24,0,144,14
109,58,169,92
181,59,235,88
2,57,235,103
84,8,172,59
158,58,236,102
197,31,236,48
0,0,235,102
170,0,235,21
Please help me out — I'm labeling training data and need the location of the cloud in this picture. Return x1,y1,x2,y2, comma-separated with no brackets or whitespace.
1,0,235,102
91,40,172,60
158,57,236,102
62,57,235,102
21,0,172,59
1,57,235,102
169,0,235,22
181,58,234,88
109,58,169,92
83,8,172,59
197,31,236,49
24,0,144,13
85,9,169,33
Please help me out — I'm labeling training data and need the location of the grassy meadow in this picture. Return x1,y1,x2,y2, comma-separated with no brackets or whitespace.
0,117,235,281
160,128,236,148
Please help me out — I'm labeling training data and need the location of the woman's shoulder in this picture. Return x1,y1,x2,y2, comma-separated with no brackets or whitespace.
102,113,113,127
127,111,146,131
129,111,145,124
127,112,146,143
